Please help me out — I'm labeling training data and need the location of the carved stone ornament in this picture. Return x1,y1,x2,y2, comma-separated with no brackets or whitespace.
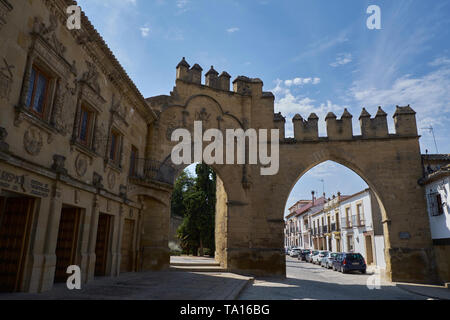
165,114,183,141
0,126,9,152
75,153,88,177
196,108,211,123
93,172,104,189
82,60,101,94
0,0,13,31
0,58,14,100
23,126,43,156
51,80,70,135
107,171,116,189
52,154,67,175
94,122,107,156
32,14,66,58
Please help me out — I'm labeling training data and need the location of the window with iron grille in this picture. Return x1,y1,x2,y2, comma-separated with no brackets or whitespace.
428,192,444,216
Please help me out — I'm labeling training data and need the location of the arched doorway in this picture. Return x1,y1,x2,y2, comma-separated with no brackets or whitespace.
284,161,387,273
169,163,229,264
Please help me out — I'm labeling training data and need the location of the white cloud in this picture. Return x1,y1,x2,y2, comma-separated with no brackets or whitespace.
272,79,348,137
330,53,352,67
293,30,349,61
429,56,450,67
283,77,321,87
350,63,450,128
227,27,240,33
140,26,150,38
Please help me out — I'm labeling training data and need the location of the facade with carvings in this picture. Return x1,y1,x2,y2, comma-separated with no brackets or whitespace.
0,0,159,293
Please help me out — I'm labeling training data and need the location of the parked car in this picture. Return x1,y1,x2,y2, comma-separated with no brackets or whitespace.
306,250,319,263
321,252,338,268
298,249,311,261
332,253,366,274
312,250,329,264
289,248,301,258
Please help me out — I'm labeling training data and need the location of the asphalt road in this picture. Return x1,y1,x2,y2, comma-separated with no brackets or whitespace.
238,257,427,300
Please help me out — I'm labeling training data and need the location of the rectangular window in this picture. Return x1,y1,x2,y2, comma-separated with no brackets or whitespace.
26,65,50,118
357,203,364,225
346,207,351,227
428,192,444,216
78,106,94,146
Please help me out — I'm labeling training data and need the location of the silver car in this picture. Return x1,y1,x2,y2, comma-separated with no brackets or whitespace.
313,250,329,264
321,252,338,268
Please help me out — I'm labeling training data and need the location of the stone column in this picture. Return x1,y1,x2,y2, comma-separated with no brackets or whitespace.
36,183,63,293
113,204,125,276
85,195,100,282
139,195,170,271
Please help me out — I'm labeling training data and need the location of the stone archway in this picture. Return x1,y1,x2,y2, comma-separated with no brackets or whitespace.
131,58,436,283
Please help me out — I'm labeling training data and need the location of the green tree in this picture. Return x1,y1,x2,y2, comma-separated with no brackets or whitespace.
175,164,216,256
171,171,194,218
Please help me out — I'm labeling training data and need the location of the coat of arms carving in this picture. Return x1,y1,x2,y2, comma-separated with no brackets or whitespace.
24,126,43,156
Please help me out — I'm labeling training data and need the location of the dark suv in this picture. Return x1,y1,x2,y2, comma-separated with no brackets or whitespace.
332,253,366,274
297,249,311,261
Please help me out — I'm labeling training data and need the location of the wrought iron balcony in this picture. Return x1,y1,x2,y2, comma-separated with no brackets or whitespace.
340,218,352,229
129,158,178,185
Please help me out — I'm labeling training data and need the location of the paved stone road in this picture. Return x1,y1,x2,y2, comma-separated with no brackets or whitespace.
239,257,427,300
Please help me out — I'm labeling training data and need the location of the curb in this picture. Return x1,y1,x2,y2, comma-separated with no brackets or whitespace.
225,277,255,300
395,284,450,300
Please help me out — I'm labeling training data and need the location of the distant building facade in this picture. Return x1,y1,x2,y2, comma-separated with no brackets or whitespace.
420,154,450,282
285,189,386,268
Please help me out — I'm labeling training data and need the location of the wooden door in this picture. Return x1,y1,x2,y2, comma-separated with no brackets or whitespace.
120,219,135,273
365,235,374,265
95,214,111,276
54,207,80,283
0,196,35,292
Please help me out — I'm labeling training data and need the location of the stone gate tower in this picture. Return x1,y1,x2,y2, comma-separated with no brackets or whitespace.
131,58,437,284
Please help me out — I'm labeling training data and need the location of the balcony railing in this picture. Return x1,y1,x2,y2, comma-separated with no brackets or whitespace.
341,218,352,229
129,158,178,185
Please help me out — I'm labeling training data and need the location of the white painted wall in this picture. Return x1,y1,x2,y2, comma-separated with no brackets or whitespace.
374,235,386,268
425,177,450,240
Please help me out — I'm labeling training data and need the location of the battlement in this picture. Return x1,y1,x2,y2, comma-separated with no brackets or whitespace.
393,105,418,136
277,106,418,142
359,107,389,138
292,113,319,141
326,109,353,140
274,112,286,139
176,58,268,96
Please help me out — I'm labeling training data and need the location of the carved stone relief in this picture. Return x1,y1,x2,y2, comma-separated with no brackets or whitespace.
75,153,88,177
0,0,13,31
82,60,101,94
32,14,66,58
0,58,14,100
23,126,43,156
107,171,116,189
94,122,107,156
164,113,184,141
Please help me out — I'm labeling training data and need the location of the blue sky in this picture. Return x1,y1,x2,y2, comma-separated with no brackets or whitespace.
77,0,450,216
